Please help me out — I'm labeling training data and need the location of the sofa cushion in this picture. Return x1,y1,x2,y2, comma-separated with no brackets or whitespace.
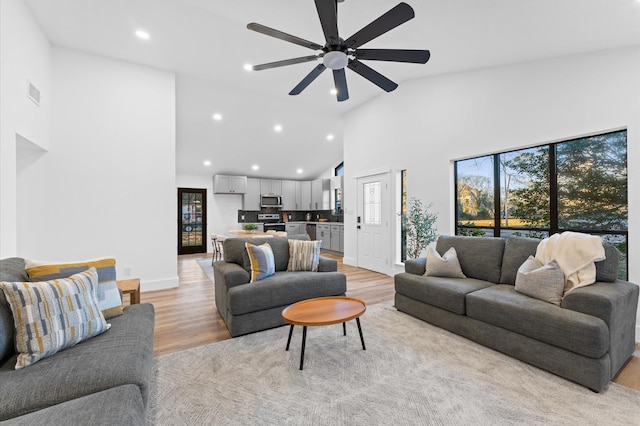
394,273,494,315
515,256,565,305
0,258,27,365
0,303,154,421
436,235,505,283
1,268,110,369
595,245,619,283
2,384,146,426
227,271,347,315
225,236,295,272
26,257,123,319
466,285,609,358
499,236,540,284
425,247,466,278
287,239,321,272
245,243,276,282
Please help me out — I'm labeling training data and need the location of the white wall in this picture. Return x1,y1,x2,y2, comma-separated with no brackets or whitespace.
176,174,244,253
0,0,51,257
343,47,640,333
16,47,178,292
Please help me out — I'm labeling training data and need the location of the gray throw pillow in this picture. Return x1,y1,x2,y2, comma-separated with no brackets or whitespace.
515,256,565,305
424,247,466,278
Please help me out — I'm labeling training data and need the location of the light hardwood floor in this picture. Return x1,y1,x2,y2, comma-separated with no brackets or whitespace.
139,252,640,392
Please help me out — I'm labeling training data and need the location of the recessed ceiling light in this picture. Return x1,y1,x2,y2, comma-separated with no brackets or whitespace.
274,124,283,132
252,165,259,170
326,134,334,141
135,30,150,40
203,160,211,166
212,113,222,121
243,63,253,71
330,88,337,95
296,168,303,174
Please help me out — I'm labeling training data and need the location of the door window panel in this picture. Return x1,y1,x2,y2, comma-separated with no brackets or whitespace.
363,182,381,225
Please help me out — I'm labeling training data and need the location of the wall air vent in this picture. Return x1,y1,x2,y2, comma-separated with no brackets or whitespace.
27,80,41,106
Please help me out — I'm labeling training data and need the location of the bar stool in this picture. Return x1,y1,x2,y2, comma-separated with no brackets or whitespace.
211,234,226,265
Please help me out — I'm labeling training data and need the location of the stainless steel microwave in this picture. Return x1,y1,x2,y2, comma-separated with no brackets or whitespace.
261,195,282,208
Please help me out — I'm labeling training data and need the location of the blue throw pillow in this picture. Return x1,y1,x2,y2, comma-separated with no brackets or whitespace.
245,243,275,282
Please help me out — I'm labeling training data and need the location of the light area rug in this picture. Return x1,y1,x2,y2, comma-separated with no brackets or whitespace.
148,301,640,425
197,258,215,282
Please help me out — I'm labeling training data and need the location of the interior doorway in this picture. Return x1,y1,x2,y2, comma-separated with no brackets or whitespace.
356,172,390,274
178,188,207,255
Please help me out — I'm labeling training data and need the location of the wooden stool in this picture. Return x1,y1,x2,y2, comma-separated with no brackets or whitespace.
211,234,226,265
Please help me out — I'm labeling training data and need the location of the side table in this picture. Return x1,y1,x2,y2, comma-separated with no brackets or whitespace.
117,278,140,305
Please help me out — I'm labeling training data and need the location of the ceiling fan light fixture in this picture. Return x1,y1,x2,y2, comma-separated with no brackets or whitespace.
323,51,348,70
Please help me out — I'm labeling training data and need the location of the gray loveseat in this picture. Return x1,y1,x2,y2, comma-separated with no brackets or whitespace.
214,235,347,337
394,235,639,392
0,257,155,425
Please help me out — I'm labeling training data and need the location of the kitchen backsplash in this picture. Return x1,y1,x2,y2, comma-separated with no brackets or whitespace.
237,210,343,223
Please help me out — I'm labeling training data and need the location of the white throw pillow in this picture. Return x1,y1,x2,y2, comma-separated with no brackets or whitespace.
424,247,466,278
515,256,565,305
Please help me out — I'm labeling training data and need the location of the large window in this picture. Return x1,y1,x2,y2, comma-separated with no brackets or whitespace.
455,130,628,279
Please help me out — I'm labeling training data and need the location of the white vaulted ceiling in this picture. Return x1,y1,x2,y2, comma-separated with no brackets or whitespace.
24,0,640,179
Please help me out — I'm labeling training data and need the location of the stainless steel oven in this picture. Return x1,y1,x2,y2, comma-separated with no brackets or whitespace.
257,213,286,232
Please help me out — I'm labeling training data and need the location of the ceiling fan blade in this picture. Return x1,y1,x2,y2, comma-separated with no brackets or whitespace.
252,55,321,71
314,0,339,45
247,23,324,50
355,49,430,64
347,60,398,92
289,64,327,95
332,69,349,102
344,2,415,49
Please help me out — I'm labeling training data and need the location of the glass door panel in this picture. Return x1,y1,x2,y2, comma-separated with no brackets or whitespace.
178,188,207,254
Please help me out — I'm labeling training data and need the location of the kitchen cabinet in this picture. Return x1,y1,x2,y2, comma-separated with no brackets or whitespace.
281,180,297,210
285,222,305,236
330,224,342,252
317,224,331,250
260,179,282,196
339,225,344,252
296,181,312,210
244,178,261,210
311,179,330,210
214,175,247,194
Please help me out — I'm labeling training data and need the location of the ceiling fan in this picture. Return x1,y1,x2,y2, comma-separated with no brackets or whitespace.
247,1,430,102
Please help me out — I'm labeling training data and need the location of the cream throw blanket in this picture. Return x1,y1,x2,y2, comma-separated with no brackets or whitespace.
535,232,605,293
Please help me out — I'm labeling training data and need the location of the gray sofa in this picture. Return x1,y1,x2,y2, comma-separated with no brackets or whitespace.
394,235,639,392
0,257,155,425
214,235,347,337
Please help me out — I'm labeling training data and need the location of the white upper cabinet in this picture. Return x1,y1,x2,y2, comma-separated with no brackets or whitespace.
244,178,261,210
281,180,297,210
214,175,247,194
260,179,282,195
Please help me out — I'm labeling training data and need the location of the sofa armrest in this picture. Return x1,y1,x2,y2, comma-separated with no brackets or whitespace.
318,256,337,272
213,261,250,290
561,280,639,375
405,258,426,275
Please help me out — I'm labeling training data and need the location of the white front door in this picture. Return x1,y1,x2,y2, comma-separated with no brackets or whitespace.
356,173,390,274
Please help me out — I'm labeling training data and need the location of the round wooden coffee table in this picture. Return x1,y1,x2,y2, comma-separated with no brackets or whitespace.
281,296,366,370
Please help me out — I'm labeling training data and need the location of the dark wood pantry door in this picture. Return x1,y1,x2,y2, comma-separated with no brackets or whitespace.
178,188,207,254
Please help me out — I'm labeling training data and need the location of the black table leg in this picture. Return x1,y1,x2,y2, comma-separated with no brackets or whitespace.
356,318,366,350
343,322,346,336
300,326,307,370
286,325,294,351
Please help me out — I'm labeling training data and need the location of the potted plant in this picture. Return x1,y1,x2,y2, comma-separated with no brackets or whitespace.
402,197,438,259
242,223,258,232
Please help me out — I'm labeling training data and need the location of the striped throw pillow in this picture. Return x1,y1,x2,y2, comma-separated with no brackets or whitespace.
245,243,276,282
25,257,123,319
0,268,110,369
287,240,321,272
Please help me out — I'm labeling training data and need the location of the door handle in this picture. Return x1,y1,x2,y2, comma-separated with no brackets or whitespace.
357,225,361,229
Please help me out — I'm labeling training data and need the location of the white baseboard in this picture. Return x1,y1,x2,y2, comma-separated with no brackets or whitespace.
342,256,357,267
141,276,179,292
